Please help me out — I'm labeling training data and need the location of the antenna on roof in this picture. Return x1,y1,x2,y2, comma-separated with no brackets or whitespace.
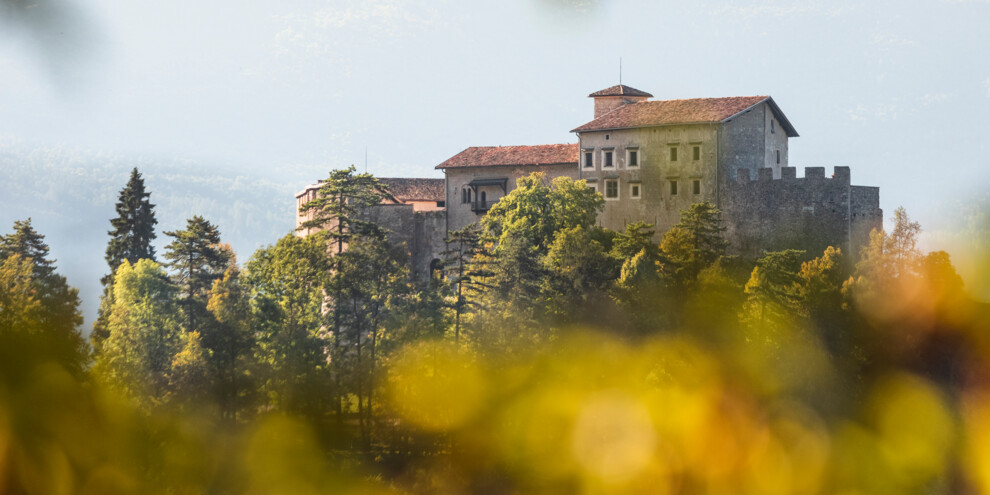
619,57,622,85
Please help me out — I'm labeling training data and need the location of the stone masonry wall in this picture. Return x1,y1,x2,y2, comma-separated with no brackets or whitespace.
724,166,882,259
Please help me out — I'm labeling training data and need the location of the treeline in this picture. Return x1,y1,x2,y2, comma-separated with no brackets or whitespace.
1,168,988,493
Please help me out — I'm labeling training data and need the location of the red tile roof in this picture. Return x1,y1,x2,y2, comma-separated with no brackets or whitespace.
571,96,780,133
436,143,579,169
589,84,653,98
379,178,445,202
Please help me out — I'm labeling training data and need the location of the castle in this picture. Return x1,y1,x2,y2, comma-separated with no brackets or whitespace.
296,84,882,280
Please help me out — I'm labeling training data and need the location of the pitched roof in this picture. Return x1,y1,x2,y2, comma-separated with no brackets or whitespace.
571,95,798,136
588,84,653,98
378,178,445,202
436,143,579,169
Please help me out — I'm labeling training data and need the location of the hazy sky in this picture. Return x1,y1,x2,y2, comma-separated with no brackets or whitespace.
2,0,989,239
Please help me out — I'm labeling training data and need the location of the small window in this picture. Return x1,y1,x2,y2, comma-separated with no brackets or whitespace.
480,191,487,205
776,149,780,164
437,201,445,207
669,180,678,195
771,120,775,134
605,134,610,140
669,147,678,162
584,151,594,168
587,184,597,193
630,184,641,199
693,180,700,195
604,150,613,168
628,149,639,168
461,189,467,204
604,179,619,199
693,146,700,161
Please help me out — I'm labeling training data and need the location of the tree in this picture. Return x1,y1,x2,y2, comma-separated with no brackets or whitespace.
660,202,727,286
94,168,158,350
298,166,390,419
542,225,614,324
245,233,329,415
164,216,232,336
799,246,847,336
105,168,159,275
482,173,603,254
333,236,408,443
205,263,256,422
742,249,806,328
442,224,490,345
93,259,182,407
0,254,43,336
477,173,604,334
0,219,87,375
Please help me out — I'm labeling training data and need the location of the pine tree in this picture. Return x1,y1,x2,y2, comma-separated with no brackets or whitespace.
298,166,389,420
93,168,159,351
0,218,57,280
105,168,158,280
0,219,87,375
164,216,231,336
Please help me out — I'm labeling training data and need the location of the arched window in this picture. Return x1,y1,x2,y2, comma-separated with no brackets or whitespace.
430,258,443,281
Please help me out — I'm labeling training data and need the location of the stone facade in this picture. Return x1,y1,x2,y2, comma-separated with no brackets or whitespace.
725,166,882,258
294,178,448,282
444,162,579,232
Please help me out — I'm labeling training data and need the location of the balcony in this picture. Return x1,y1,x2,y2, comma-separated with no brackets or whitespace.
470,200,498,213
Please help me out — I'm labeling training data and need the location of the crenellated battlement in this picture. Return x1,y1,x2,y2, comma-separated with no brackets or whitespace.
724,165,881,259
734,166,851,184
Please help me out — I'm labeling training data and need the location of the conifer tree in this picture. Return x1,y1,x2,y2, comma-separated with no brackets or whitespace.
298,166,389,419
105,168,158,279
164,216,231,336
0,219,87,375
93,168,159,351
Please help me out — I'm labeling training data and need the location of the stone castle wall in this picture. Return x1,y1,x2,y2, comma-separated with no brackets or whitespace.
724,165,882,259
358,204,446,282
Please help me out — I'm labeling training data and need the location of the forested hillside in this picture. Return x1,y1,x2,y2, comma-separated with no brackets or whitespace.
2,168,989,493
0,142,302,326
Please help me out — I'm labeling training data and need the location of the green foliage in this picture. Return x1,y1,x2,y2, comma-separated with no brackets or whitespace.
482,173,603,254
245,233,329,414
542,225,615,323
299,165,389,251
93,259,182,406
95,168,159,351
742,249,806,328
0,219,87,376
105,167,159,275
660,202,727,286
164,215,232,335
205,263,257,421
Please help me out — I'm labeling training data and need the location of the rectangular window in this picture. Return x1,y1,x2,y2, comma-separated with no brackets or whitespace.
605,179,619,199
776,149,780,164
693,180,700,195
604,150,613,168
693,146,700,161
584,151,594,168
630,184,641,199
587,184,597,193
669,147,678,162
628,149,639,168
669,180,678,195
771,120,775,134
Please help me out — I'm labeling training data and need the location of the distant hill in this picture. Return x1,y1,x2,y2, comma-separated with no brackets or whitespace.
0,142,310,331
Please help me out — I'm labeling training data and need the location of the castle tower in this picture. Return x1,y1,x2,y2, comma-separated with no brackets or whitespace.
589,84,652,118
